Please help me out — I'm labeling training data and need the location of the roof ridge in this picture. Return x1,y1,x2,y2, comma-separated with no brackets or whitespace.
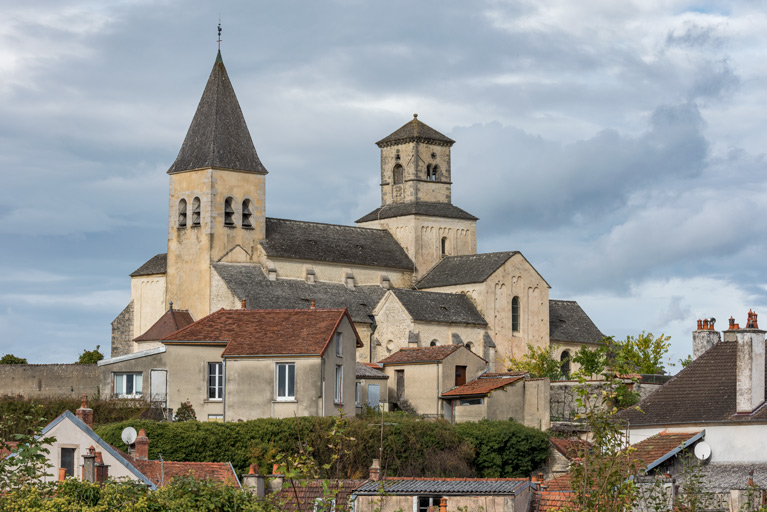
267,216,390,233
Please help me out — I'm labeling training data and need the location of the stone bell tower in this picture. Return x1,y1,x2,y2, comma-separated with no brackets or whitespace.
356,115,477,278
165,50,267,321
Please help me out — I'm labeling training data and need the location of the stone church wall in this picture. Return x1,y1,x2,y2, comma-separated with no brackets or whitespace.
110,301,134,358
0,364,100,399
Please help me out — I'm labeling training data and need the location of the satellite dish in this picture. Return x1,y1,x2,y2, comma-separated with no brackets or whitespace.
121,427,137,445
694,441,712,461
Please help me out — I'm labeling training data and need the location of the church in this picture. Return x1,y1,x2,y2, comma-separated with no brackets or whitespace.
110,50,604,375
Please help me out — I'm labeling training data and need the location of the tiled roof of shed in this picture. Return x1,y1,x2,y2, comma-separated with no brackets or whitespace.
130,253,167,277
261,218,414,270
356,203,477,223
161,308,360,357
379,345,462,365
375,116,455,147
391,288,487,325
549,300,605,345
531,490,575,512
629,431,702,470
354,477,529,495
441,374,523,397
273,479,365,511
618,339,767,426
213,263,386,324
416,252,521,289
167,51,267,174
356,361,389,380
541,473,573,492
129,459,240,488
134,308,194,342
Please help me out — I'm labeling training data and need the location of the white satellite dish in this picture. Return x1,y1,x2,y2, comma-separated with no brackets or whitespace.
694,441,712,461
121,427,137,446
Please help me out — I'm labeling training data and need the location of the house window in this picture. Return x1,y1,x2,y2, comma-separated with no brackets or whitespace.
207,414,223,422
60,447,75,477
355,382,362,406
459,398,483,406
335,332,343,357
114,373,142,398
192,197,201,226
455,365,467,387
208,362,223,400
242,199,253,228
276,363,295,401
512,296,520,333
418,496,443,512
335,365,343,404
178,199,187,227
224,197,235,226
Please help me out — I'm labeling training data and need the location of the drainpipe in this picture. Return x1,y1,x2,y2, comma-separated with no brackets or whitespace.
321,357,325,417
222,358,227,423
436,362,440,416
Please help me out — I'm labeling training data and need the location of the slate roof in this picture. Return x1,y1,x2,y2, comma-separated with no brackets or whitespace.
417,252,522,289
356,202,477,223
213,263,386,324
618,340,767,426
549,300,605,345
130,253,167,277
375,115,455,147
273,479,365,511
167,51,267,174
441,374,524,397
390,289,487,325
530,490,575,512
356,361,389,380
354,477,529,495
379,345,463,365
161,308,360,357
128,458,240,488
133,308,194,342
261,218,414,270
629,431,703,471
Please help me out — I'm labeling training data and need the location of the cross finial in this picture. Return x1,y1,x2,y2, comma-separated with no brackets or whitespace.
217,21,222,51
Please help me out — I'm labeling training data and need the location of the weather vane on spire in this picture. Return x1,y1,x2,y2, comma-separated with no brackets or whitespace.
217,21,222,51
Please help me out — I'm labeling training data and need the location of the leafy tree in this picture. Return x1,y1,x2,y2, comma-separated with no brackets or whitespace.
0,404,56,489
174,400,197,422
0,354,27,365
507,343,563,380
678,354,693,368
76,345,104,365
609,332,671,375
572,343,608,378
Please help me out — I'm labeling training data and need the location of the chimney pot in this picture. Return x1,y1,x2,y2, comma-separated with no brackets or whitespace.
369,459,381,481
242,464,266,497
537,472,544,482
439,497,448,512
76,395,94,429
58,467,67,482
249,464,257,475
703,319,709,330
241,299,247,309
730,317,736,330
310,300,316,310
135,428,149,460
697,319,703,330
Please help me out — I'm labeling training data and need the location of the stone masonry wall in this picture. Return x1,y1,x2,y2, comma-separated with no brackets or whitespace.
550,379,666,421
0,364,100,399
111,301,134,358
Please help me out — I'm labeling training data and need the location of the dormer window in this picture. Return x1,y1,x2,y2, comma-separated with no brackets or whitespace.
192,197,201,226
224,197,235,226
242,199,253,228
178,199,187,227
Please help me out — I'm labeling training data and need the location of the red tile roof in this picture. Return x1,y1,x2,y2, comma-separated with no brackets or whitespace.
550,438,592,460
541,473,573,491
272,479,365,511
134,309,194,342
128,458,240,488
441,375,524,397
379,345,461,364
531,490,576,512
628,431,702,469
161,308,362,356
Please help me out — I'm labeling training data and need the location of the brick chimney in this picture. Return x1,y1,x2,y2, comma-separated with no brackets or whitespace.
82,446,97,482
76,394,94,429
369,459,381,481
135,428,149,460
734,311,766,413
692,318,720,359
94,451,109,483
241,464,266,497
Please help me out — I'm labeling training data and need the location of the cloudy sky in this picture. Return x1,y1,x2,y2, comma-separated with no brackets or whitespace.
1,0,765,369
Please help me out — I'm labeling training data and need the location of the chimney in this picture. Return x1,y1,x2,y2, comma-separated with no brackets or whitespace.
439,497,448,512
82,445,96,482
310,299,316,310
135,428,149,460
241,299,247,309
369,459,381,481
94,451,109,483
536,472,545,482
241,464,266,497
692,319,720,359
76,394,94,429
268,463,284,494
735,312,766,413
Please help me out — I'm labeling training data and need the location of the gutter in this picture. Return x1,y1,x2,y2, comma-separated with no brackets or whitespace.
644,430,706,474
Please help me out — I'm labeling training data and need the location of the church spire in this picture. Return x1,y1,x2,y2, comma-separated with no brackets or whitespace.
167,51,268,175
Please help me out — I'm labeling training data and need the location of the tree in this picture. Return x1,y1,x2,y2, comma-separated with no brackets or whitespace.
572,343,607,378
609,332,671,375
0,354,27,365
0,404,56,489
174,401,197,422
76,345,104,365
506,343,563,380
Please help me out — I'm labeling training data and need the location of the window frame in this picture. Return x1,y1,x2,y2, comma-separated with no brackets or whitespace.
334,365,343,404
335,332,343,357
113,372,143,398
178,198,187,227
511,296,521,333
275,362,296,401
355,382,362,406
207,362,223,401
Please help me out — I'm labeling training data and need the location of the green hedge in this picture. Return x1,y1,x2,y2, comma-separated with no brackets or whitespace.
95,413,549,479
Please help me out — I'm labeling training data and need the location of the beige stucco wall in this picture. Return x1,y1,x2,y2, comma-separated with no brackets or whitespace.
164,344,226,420
418,253,550,365
487,381,526,422
355,378,389,413
523,379,550,430
130,274,167,343
166,168,265,323
354,492,530,512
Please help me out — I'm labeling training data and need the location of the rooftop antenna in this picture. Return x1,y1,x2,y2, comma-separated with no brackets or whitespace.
217,20,222,51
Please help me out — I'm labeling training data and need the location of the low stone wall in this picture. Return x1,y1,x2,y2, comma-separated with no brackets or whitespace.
0,364,100,399
551,377,668,422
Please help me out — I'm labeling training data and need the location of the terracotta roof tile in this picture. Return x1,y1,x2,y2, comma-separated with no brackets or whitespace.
379,345,461,365
161,308,361,357
129,458,239,488
272,479,365,511
134,309,194,342
628,431,702,469
541,473,573,492
441,375,523,397
550,438,592,460
531,490,576,512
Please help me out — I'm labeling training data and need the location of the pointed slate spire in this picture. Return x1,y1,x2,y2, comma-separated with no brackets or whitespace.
167,51,268,174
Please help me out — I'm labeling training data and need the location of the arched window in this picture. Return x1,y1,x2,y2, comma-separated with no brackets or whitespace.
441,237,447,257
242,199,253,228
393,164,404,185
432,164,440,181
191,197,201,226
178,199,187,227
430,340,439,347
560,351,571,380
224,197,235,226
465,342,474,353
511,296,520,333
426,164,433,181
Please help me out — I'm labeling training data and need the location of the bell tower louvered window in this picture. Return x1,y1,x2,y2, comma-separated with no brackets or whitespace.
192,197,201,226
178,199,187,227
224,197,235,226
242,199,253,228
